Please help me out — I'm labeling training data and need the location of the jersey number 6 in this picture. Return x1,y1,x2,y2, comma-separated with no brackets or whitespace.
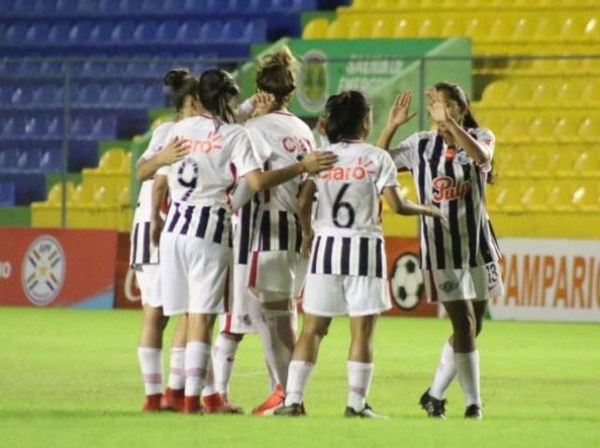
333,183,355,229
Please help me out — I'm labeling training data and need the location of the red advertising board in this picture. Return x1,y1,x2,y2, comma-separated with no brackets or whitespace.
0,228,117,308
383,237,437,317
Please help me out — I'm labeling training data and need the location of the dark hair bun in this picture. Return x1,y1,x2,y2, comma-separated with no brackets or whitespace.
164,68,190,88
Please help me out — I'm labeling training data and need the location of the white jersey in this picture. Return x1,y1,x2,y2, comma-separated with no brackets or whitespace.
157,114,261,245
389,129,502,271
246,110,315,253
309,141,398,279
129,122,173,266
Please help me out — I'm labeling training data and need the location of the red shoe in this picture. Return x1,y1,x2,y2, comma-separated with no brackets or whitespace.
183,395,204,414
142,393,162,412
161,388,184,412
202,392,244,414
252,384,285,416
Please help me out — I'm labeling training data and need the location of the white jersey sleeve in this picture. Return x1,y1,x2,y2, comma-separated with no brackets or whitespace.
246,125,272,166
472,127,495,173
376,151,400,192
229,126,262,178
155,125,178,177
139,122,174,162
388,132,421,170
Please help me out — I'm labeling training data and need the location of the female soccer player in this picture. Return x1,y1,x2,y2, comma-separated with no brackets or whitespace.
151,68,336,414
377,83,504,419
241,47,318,415
274,90,443,417
132,68,195,412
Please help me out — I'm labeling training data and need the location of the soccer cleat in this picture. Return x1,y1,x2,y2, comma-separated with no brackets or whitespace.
183,395,204,414
419,388,447,419
161,388,184,412
464,404,483,419
251,384,285,416
142,394,162,412
202,392,244,414
273,402,306,417
344,404,388,419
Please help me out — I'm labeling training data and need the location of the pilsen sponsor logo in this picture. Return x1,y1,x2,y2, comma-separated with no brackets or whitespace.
432,176,471,202
496,254,600,309
317,157,376,181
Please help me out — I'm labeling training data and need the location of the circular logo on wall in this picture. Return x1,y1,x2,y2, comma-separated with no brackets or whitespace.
297,50,329,113
21,236,66,306
390,252,424,310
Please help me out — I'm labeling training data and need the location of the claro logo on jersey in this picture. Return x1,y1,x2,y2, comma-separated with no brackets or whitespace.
317,157,375,181
282,136,312,154
188,131,222,154
432,176,471,201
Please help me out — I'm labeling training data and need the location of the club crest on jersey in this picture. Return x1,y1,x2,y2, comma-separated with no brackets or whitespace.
317,157,375,181
432,176,471,201
188,131,222,154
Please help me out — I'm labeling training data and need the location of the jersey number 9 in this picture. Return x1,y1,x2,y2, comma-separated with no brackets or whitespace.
177,160,199,201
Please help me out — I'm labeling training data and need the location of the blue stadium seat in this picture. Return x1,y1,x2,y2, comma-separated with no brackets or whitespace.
48,22,71,44
46,117,63,138
100,83,123,106
56,0,78,13
91,22,115,43
3,118,25,138
92,116,116,138
78,83,102,105
164,0,186,11
24,117,46,138
69,21,94,44
141,0,165,12
143,85,164,107
76,0,99,13
11,86,34,107
156,20,180,43
16,58,43,75
13,0,35,13
200,20,223,42
33,0,56,14
120,0,143,13
177,20,203,41
122,84,144,104
112,20,136,43
0,183,16,207
0,86,12,105
40,60,65,75
0,148,19,172
222,20,246,41
134,21,158,43
5,23,28,44
39,148,62,174
25,23,50,44
71,116,94,137
16,148,43,173
125,60,150,76
98,0,119,13
33,85,62,107
10,174,46,205
0,0,15,14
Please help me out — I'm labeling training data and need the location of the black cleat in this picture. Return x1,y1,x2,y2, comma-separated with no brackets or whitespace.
464,404,483,419
419,388,447,419
344,404,388,419
273,402,306,417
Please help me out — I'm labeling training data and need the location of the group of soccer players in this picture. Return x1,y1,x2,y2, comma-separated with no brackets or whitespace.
129,46,504,420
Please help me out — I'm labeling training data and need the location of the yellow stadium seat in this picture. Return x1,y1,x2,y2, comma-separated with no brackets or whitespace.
492,181,527,213
465,17,491,41
393,18,418,38
98,148,126,172
440,17,467,37
326,19,349,39
574,151,600,178
547,182,579,213
532,16,561,42
581,80,600,107
371,18,394,38
554,116,582,143
500,117,530,143
302,18,329,39
486,18,514,43
530,80,559,107
46,181,75,203
555,80,582,106
347,18,372,38
551,150,579,178
528,116,557,143
577,184,600,212
579,116,599,142
511,17,536,42
506,81,534,108
417,17,443,38
521,183,551,212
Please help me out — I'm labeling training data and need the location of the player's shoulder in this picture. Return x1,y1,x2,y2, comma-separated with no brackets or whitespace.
469,126,495,140
221,122,251,140
152,120,175,139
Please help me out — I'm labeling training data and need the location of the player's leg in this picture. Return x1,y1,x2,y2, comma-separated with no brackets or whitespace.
136,266,169,412
161,315,187,411
443,299,483,419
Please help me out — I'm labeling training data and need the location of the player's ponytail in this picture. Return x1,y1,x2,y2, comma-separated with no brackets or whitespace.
163,68,198,112
256,45,297,109
324,90,371,144
198,68,239,124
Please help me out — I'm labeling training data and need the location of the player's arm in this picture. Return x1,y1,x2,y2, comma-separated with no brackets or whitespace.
383,186,444,219
150,175,169,247
377,91,417,150
297,180,317,258
235,92,274,123
137,138,190,182
244,152,337,192
426,89,491,164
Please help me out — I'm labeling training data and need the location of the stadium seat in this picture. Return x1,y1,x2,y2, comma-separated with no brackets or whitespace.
481,81,510,105
555,80,582,106
554,116,582,143
0,148,19,173
222,20,248,42
98,148,127,172
91,22,115,44
134,21,158,43
48,22,70,43
39,148,62,174
302,18,329,39
581,80,600,107
78,84,102,105
25,23,50,44
122,84,145,104
100,83,123,107
46,117,63,138
69,21,94,44
0,183,16,207
326,20,349,39
393,18,418,38
143,85,164,107
92,116,116,139
4,23,27,44
201,21,224,42
56,0,77,13
71,116,94,137
33,85,62,107
112,21,136,43
347,18,372,39
530,80,558,107
521,182,551,213
11,86,34,107
371,19,393,38
578,116,599,142
418,17,443,38
573,151,600,178
528,116,556,143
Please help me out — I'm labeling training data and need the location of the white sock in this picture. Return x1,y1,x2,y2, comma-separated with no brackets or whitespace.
137,347,162,396
262,307,296,390
212,334,240,396
284,360,314,406
184,342,211,397
167,347,185,390
347,361,374,412
454,350,481,406
429,342,456,399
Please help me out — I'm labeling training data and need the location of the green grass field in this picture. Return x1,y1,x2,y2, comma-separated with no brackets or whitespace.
1,307,599,448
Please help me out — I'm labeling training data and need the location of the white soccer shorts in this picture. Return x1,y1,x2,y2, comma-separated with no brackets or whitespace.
247,250,307,298
135,264,162,308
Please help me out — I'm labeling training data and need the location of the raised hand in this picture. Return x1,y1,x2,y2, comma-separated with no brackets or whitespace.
301,151,338,174
250,91,275,115
425,88,450,124
387,91,417,127
157,137,190,166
